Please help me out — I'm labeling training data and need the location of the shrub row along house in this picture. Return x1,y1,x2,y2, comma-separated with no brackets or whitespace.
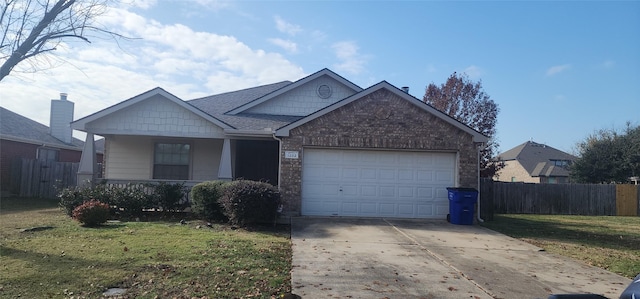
71,69,487,219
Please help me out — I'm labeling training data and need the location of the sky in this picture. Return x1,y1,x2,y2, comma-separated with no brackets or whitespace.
1,0,639,154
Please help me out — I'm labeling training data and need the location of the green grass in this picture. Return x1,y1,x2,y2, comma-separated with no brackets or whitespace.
482,214,640,278
0,197,291,298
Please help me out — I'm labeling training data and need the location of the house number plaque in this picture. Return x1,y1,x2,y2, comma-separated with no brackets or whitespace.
285,151,299,159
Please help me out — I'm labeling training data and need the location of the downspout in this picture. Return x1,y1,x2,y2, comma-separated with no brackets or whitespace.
272,133,286,221
477,142,485,223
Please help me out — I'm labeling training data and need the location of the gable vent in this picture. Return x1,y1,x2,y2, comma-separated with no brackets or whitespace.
317,84,332,99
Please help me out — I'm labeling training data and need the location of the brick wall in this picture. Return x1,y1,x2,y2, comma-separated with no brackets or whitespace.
279,88,480,216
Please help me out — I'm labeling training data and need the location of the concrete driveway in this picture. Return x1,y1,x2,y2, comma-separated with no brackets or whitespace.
290,217,631,299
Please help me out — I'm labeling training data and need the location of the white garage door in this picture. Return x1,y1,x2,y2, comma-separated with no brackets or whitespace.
301,148,456,218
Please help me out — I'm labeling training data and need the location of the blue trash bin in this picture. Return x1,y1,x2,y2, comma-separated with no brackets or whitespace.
446,187,478,225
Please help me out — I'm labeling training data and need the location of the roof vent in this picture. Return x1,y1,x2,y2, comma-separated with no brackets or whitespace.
317,84,332,99
401,86,409,93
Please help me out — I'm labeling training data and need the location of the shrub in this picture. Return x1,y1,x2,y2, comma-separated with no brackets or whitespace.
153,182,186,212
191,181,229,221
58,187,88,216
110,184,153,217
218,180,280,226
72,200,110,226
58,184,113,216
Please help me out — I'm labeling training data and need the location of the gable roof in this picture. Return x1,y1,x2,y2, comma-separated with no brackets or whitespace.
188,81,299,132
0,106,84,150
72,87,233,131
499,141,577,177
275,81,489,143
226,68,363,115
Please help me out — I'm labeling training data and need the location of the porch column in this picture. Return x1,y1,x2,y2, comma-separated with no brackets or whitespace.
218,138,233,181
77,133,96,187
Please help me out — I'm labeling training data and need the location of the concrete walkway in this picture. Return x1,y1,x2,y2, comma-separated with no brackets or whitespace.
290,217,631,299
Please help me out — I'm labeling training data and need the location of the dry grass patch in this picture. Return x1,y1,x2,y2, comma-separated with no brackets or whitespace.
482,214,640,278
0,197,291,298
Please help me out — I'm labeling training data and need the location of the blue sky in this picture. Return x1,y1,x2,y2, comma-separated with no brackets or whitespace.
1,0,638,154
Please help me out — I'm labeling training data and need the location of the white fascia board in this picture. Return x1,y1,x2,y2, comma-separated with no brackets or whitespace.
71,87,234,132
276,81,489,143
227,68,363,115
223,129,274,138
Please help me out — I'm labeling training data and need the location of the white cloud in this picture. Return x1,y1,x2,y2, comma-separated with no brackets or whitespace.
463,65,483,80
0,5,306,138
331,41,368,75
126,0,157,9
274,16,302,36
546,64,571,76
268,38,298,53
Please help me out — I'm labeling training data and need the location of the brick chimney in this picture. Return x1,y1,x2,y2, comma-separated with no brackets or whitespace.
50,93,74,144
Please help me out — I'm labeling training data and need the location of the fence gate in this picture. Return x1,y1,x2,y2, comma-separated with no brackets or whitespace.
616,184,639,216
10,158,79,198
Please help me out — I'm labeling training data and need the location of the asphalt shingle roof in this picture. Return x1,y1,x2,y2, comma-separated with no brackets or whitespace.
0,106,84,149
498,141,577,177
188,81,302,130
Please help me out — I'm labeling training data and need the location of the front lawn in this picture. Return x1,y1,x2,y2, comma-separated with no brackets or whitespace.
482,214,640,278
0,197,291,298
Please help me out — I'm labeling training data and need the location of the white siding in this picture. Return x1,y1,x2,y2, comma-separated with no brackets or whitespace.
192,139,223,181
87,95,224,138
245,75,357,116
105,135,152,179
106,136,225,181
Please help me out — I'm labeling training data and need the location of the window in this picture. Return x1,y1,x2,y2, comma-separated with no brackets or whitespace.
153,143,190,180
551,160,571,168
37,147,59,161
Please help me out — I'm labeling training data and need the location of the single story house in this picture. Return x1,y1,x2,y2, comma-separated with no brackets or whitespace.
0,95,103,194
71,69,487,219
495,141,577,184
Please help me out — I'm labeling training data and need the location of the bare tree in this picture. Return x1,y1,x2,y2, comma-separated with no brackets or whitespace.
0,0,122,81
423,72,503,177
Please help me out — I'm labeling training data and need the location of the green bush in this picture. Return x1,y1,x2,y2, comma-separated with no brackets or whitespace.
72,200,110,226
58,187,88,216
110,184,153,217
58,184,113,216
218,180,280,226
191,181,229,221
153,182,186,212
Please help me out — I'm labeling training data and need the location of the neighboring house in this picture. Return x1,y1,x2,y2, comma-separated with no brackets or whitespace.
495,141,577,184
71,69,488,219
0,94,104,194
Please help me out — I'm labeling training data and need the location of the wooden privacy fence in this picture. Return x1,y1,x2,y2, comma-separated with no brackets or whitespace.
480,179,640,217
10,158,79,198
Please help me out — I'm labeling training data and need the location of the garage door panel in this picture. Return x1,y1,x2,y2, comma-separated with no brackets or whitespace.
379,203,396,215
358,203,377,214
379,186,396,197
341,185,358,196
302,149,456,219
342,168,358,179
417,187,434,199
398,187,414,198
417,170,434,182
361,185,377,197
436,170,454,182
342,202,358,213
417,205,434,216
398,169,414,181
360,168,377,180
